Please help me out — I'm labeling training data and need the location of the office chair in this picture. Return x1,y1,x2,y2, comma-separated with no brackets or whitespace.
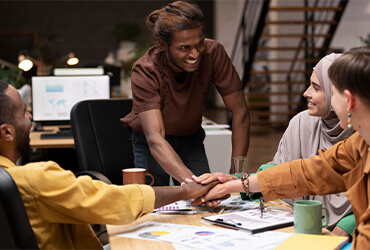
0,167,39,249
70,99,135,185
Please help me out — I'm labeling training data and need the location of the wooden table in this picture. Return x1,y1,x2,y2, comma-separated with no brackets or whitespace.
29,126,74,149
106,199,334,249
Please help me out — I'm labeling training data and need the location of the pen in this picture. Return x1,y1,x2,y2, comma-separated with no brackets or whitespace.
218,207,226,214
259,197,264,219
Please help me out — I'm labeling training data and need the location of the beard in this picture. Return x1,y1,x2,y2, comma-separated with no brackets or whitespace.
15,125,30,158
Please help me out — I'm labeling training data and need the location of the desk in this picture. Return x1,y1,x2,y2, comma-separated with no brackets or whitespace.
30,126,74,149
106,200,333,249
28,124,231,176
29,125,232,171
29,126,79,173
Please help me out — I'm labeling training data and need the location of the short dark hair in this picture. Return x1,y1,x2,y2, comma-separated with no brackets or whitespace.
146,1,205,45
328,46,370,103
0,80,15,125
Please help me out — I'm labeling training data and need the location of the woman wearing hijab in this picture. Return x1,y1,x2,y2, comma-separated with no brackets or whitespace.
270,53,353,168
193,47,370,248
195,53,356,236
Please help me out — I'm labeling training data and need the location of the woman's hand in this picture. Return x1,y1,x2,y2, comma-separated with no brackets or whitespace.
191,182,232,206
180,181,219,201
191,172,238,184
191,178,246,207
196,194,231,208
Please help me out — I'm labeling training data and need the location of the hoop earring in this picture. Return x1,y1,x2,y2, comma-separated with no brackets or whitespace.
347,113,353,130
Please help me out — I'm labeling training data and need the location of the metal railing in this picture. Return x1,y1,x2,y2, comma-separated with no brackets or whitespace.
286,0,349,113
231,0,348,125
230,0,270,87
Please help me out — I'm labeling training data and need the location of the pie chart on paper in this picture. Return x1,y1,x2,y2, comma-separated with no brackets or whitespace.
195,231,215,236
138,231,170,239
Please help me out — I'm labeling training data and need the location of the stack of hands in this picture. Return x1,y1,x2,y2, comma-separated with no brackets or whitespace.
182,172,239,207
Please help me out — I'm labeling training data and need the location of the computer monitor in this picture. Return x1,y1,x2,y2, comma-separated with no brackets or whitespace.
53,67,104,76
31,75,110,125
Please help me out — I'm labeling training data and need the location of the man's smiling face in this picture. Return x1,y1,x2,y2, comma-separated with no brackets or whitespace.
164,28,205,74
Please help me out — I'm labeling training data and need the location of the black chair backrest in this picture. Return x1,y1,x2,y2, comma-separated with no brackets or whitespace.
70,99,134,185
0,167,39,249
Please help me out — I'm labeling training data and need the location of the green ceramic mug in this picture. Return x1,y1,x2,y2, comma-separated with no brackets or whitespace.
294,200,330,235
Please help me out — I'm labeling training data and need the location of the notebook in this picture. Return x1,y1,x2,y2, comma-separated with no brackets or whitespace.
154,200,190,211
202,208,294,234
275,233,349,250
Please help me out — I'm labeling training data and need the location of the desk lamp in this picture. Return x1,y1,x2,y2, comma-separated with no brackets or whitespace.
18,51,35,72
66,52,79,66
57,52,79,66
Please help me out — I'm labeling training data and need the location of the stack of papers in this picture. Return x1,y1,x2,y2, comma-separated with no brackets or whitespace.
115,221,292,250
154,195,258,214
154,200,190,211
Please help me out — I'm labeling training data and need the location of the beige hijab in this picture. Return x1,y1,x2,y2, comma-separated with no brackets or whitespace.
271,53,355,227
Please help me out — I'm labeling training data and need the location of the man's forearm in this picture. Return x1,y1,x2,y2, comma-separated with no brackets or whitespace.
231,110,250,158
223,90,250,160
154,181,220,208
228,110,250,173
153,186,187,208
149,139,194,182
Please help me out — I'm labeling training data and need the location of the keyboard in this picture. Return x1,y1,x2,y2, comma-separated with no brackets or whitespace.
40,130,73,140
